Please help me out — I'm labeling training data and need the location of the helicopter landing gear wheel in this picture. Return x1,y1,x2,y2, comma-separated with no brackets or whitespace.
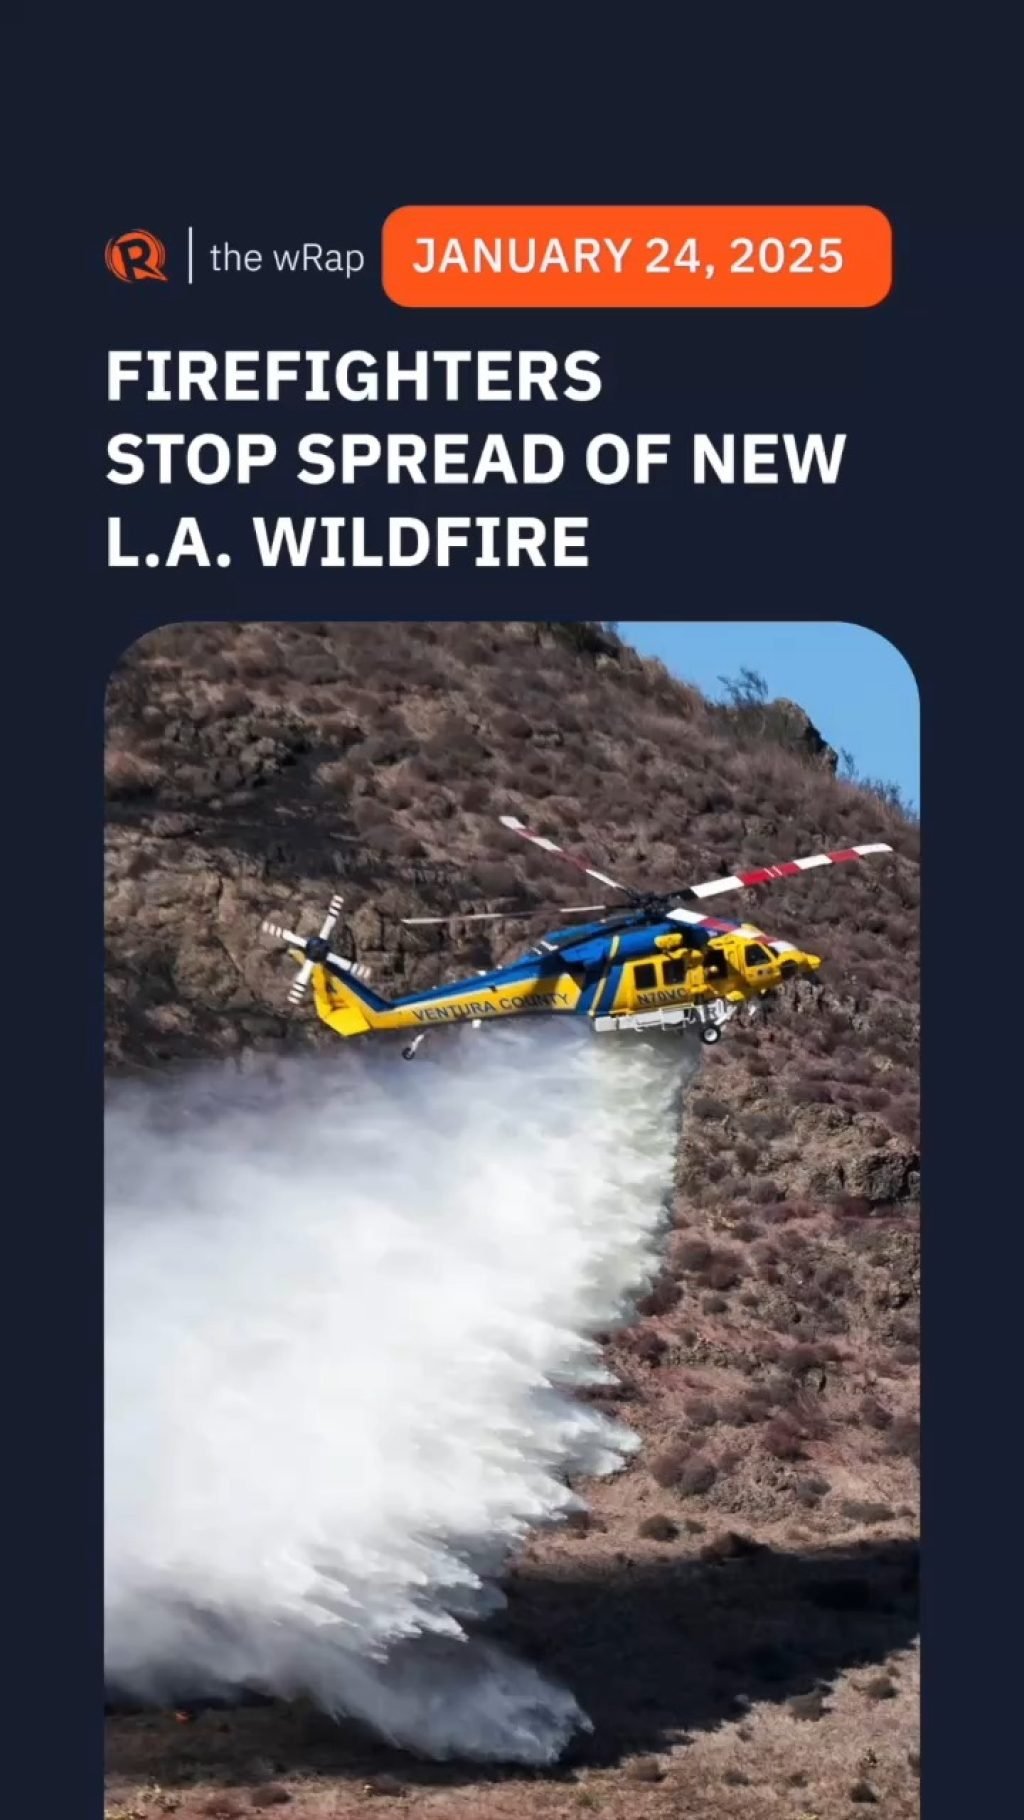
700,1024,722,1046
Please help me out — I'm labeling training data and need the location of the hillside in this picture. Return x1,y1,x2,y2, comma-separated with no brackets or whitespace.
104,621,920,1820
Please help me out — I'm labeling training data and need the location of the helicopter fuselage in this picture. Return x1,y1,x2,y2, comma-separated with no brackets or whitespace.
304,911,822,1044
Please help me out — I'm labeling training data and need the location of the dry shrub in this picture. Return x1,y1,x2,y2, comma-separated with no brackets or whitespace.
354,731,416,768
650,1442,693,1488
700,1530,763,1563
316,759,353,792
105,749,161,798
740,1108,790,1140
622,1329,667,1366
358,823,421,858
886,1416,920,1465
318,710,362,744
775,1227,809,1255
384,780,414,811
815,1261,853,1295
674,1237,712,1273
862,1675,897,1701
685,1398,718,1428
286,652,339,686
751,1238,779,1263
792,1078,832,1104
638,1513,678,1541
718,1395,759,1425
859,1086,891,1111
460,779,490,813
678,1455,718,1494
749,1178,783,1205
832,1195,872,1221
840,1499,894,1524
859,1395,892,1430
625,1756,665,1784
692,1095,729,1121
788,1692,825,1723
702,1249,743,1291
762,1416,805,1460
234,653,275,684
635,1277,682,1317
120,847,155,879
471,860,518,897
795,1475,830,1505
494,709,533,740
887,1099,920,1140
782,1341,838,1377
361,1775,407,1800
790,1389,830,1440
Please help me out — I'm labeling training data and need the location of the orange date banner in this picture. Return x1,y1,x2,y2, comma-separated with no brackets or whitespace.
382,206,891,308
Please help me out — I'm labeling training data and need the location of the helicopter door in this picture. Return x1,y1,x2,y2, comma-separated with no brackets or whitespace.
703,947,727,983
742,941,775,984
661,957,690,991
568,960,605,1008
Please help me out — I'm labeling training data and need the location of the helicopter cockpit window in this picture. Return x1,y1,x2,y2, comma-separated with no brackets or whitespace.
633,963,657,991
705,951,727,979
744,943,773,967
662,958,689,985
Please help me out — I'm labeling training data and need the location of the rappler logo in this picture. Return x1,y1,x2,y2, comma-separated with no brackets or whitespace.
105,230,168,283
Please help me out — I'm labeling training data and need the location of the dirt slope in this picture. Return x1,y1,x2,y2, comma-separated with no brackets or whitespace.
104,621,920,1820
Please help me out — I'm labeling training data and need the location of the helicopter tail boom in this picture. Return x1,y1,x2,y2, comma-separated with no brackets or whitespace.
307,957,394,1038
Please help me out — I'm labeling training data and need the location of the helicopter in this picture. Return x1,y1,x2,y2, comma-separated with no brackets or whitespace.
260,816,894,1060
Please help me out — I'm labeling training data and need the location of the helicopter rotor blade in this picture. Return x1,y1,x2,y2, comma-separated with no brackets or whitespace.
498,815,642,903
318,894,344,939
401,902,612,927
401,911,527,926
288,960,314,1004
675,842,894,903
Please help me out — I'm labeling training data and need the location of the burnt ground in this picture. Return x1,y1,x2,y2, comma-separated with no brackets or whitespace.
107,1540,919,1819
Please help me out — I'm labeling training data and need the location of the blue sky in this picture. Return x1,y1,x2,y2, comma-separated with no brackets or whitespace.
621,622,919,809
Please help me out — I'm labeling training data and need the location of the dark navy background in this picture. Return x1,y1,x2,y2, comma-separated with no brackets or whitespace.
14,20,1014,1819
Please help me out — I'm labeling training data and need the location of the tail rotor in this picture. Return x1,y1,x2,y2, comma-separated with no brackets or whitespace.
260,893,372,1006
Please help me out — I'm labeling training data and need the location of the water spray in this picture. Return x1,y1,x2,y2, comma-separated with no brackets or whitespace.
105,1024,694,1762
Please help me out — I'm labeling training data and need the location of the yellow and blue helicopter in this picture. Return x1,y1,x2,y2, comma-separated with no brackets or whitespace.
261,816,893,1059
